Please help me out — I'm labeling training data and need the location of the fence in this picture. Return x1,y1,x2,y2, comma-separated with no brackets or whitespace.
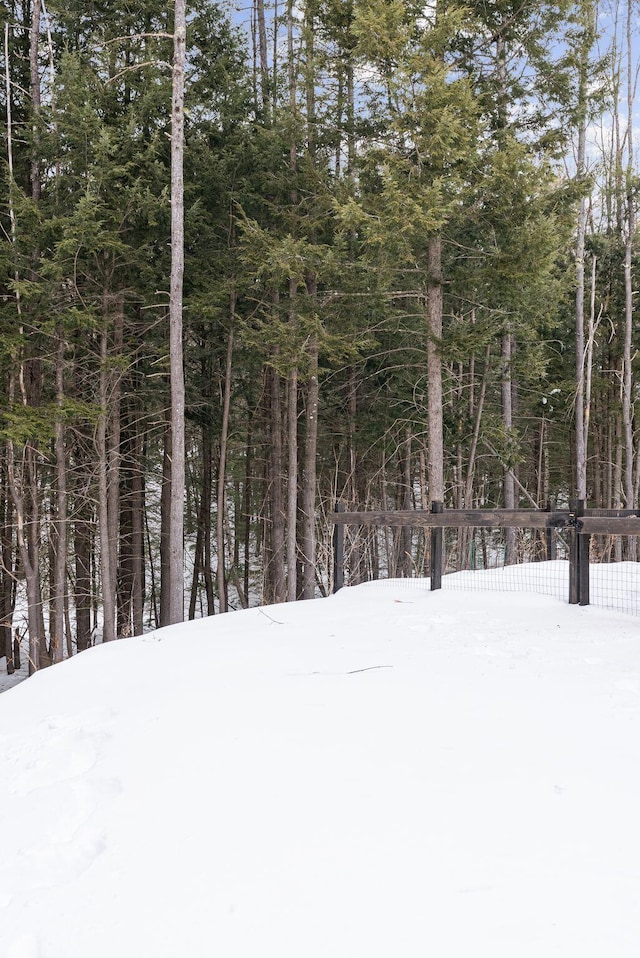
331,502,640,615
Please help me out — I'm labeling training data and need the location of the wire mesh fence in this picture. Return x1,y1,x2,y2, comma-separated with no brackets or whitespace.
339,524,571,600
440,527,570,601
332,507,640,617
587,535,640,616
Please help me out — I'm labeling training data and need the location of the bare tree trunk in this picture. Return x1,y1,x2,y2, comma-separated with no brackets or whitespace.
346,367,365,582
243,422,253,602
75,512,92,651
189,512,204,620
7,446,42,673
622,0,635,508
160,417,171,627
464,344,491,508
29,4,48,654
117,471,133,637
131,420,145,635
494,23,518,558
268,364,286,603
108,294,123,614
216,320,234,613
502,331,516,562
614,411,624,561
29,0,42,203
574,3,592,502
189,424,212,620
594,424,603,508
167,0,186,624
301,325,319,599
51,330,67,662
426,235,444,503
3,32,16,670
286,0,298,602
255,0,270,116
98,327,116,644
607,399,614,509
118,395,144,639
188,341,214,619
584,254,599,492
381,453,392,573
202,440,215,615
397,428,412,577
0,460,16,672
286,365,298,601
298,2,320,599
575,210,588,499
5,28,46,668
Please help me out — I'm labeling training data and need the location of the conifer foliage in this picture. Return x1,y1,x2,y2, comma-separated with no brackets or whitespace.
0,0,637,665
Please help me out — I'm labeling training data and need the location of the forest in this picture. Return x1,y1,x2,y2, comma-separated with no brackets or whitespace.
0,0,638,672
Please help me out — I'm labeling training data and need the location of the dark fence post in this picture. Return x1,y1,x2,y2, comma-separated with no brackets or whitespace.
333,503,345,593
577,500,590,607
546,498,557,561
569,499,588,605
569,498,579,604
430,500,443,591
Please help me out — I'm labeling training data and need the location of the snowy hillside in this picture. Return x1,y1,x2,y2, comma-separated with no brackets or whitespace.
2,580,640,957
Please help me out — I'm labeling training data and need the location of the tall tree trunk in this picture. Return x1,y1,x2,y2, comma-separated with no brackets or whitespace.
167,0,186,624
189,508,205,620
574,1,595,502
255,0,270,116
6,26,46,668
51,329,67,663
216,320,234,613
189,424,213,620
75,512,92,652
131,418,145,636
98,327,116,644
286,365,298,601
268,364,286,603
299,2,320,599
614,411,624,561
301,283,319,599
584,254,598,494
286,0,298,602
243,422,253,603
346,367,365,582
202,430,215,614
160,416,171,627
29,0,42,203
0,460,16,672
397,427,413,577
117,469,133,637
7,443,42,673
502,330,516,562
575,160,588,499
426,235,444,503
464,343,491,509
622,0,635,508
108,293,123,617
117,400,142,639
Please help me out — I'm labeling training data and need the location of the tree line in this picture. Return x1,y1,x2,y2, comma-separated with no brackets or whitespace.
0,0,637,672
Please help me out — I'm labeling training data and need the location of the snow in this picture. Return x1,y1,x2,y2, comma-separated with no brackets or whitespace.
2,576,640,957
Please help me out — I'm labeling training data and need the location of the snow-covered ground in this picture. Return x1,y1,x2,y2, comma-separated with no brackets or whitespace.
1,575,640,957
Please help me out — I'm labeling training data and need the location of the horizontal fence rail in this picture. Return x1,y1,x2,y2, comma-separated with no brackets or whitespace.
330,502,640,615
332,509,572,530
577,516,640,535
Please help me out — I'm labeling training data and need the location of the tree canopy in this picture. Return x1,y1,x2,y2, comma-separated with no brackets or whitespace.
0,0,638,668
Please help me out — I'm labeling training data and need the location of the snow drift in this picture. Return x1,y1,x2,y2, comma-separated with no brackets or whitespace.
1,580,640,957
